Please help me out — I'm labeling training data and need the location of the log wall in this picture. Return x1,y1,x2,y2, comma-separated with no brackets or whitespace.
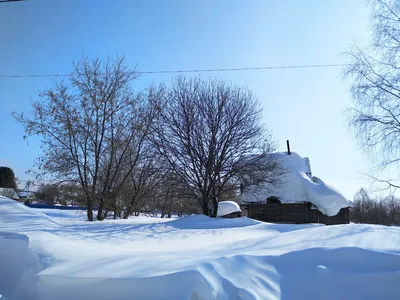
241,202,350,225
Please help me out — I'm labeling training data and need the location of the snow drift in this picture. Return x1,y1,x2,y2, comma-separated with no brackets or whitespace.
1,196,400,299
241,152,352,216
0,232,29,299
216,201,241,217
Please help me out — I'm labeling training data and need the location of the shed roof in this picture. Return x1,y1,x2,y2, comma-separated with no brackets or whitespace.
0,188,19,200
240,152,352,217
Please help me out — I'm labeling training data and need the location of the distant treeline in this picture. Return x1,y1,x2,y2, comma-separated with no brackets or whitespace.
350,189,400,226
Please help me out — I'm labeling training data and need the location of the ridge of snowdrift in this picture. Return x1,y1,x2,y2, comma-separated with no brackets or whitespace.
241,152,352,216
0,196,60,231
35,247,400,300
168,214,261,229
1,198,400,299
0,231,29,299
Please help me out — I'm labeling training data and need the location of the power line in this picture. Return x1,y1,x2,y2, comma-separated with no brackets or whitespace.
0,63,350,79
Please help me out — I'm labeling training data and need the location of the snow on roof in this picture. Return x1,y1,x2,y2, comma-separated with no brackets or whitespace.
217,201,241,217
240,152,352,217
0,188,19,200
17,191,35,198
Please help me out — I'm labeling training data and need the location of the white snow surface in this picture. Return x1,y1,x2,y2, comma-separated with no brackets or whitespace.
241,152,352,216
216,201,241,217
1,195,400,300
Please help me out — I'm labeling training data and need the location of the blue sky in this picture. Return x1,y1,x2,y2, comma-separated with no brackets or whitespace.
0,0,375,198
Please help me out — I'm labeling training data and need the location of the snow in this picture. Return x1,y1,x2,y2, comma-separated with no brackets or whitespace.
17,191,35,199
1,195,400,299
241,152,352,216
0,188,19,200
0,232,29,299
216,201,241,217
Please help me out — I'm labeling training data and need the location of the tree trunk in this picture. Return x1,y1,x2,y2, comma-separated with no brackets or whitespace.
123,195,138,219
212,197,218,218
161,202,166,218
87,200,94,221
96,200,104,221
123,206,130,219
202,201,209,216
102,209,109,220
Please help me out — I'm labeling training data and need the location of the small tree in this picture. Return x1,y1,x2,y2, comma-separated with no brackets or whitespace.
350,188,400,225
120,149,167,219
153,171,198,218
153,76,282,217
36,184,60,205
0,167,17,189
384,195,400,225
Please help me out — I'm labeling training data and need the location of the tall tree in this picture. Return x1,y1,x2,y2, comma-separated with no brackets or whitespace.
153,76,282,217
0,166,17,189
345,0,400,189
14,57,157,221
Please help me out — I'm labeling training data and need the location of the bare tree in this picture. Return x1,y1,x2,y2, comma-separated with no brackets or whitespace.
153,76,282,217
351,188,400,225
384,195,400,224
120,148,167,219
14,57,157,221
152,171,200,218
36,184,60,205
345,0,400,189
36,183,86,206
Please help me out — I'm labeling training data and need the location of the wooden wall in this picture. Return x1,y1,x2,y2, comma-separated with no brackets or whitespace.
241,202,350,225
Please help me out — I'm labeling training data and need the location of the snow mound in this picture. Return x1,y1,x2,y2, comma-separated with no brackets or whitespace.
35,208,88,222
168,214,260,229
216,201,241,217
241,152,352,216
34,247,400,300
1,197,400,299
0,232,29,299
0,196,59,232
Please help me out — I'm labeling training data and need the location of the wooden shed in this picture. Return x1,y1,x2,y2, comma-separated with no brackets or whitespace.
241,200,350,225
239,144,352,225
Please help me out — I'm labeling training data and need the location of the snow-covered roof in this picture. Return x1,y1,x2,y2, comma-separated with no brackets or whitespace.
0,188,19,200
217,201,241,217
240,152,352,217
17,191,35,198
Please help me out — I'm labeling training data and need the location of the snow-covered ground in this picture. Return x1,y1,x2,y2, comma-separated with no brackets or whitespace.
1,196,400,300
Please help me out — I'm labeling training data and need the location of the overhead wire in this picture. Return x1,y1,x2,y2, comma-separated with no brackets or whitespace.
0,63,350,79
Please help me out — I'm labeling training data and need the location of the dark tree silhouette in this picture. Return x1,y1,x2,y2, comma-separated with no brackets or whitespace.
0,166,17,189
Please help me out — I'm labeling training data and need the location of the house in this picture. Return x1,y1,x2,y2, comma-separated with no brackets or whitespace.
17,191,36,204
0,188,19,201
240,149,353,225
